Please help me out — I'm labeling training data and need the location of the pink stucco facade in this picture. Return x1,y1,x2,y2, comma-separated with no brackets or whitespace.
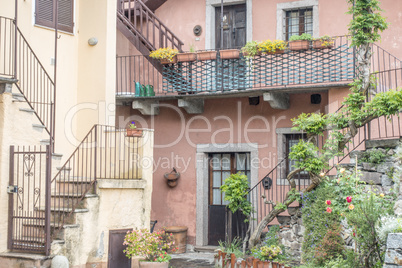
116,0,402,246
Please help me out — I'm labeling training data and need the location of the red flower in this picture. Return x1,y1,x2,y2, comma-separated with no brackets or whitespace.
326,207,332,213
346,196,352,203
326,200,331,205
353,232,356,237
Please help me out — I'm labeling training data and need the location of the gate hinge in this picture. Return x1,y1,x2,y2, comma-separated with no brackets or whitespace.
7,185,18,194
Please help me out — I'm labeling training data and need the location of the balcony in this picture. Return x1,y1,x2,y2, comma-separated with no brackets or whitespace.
116,36,355,101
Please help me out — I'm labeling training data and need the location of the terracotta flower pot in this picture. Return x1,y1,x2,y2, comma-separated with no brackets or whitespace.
177,52,197,62
197,51,217,61
312,40,334,49
139,261,169,268
289,40,310,51
126,129,143,137
164,169,180,188
160,56,177,65
219,49,240,59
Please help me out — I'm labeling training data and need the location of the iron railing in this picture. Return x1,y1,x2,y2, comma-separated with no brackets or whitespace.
8,145,51,255
0,16,55,140
50,125,144,235
116,36,355,95
117,0,183,52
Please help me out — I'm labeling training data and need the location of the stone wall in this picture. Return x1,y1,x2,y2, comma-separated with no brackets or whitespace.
278,208,304,260
384,233,402,267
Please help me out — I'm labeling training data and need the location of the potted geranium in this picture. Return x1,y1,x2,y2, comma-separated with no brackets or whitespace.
124,228,176,268
149,47,179,64
313,35,334,49
288,33,313,51
126,121,143,137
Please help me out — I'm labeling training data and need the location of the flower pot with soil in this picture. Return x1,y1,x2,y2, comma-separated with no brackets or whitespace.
288,33,312,51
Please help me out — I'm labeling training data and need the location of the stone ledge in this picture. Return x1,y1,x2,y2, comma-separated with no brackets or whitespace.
0,252,50,260
366,138,401,149
97,179,146,189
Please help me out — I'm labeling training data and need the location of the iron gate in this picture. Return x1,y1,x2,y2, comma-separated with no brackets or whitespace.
8,145,51,255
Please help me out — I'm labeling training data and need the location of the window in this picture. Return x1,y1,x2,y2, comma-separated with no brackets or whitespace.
285,134,309,180
35,0,74,33
209,153,250,205
284,8,313,41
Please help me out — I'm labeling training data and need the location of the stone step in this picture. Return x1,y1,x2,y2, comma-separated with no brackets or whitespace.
194,245,218,253
0,252,51,268
32,123,46,129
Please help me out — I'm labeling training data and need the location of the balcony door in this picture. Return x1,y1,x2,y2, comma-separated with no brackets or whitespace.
215,4,247,49
208,153,250,245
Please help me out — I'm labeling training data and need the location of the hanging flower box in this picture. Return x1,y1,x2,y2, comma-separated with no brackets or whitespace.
126,129,143,137
196,51,217,61
219,49,240,59
177,52,197,62
288,40,310,51
159,56,177,65
312,40,334,49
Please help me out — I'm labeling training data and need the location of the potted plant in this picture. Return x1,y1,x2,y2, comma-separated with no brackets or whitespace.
149,47,179,64
124,228,176,268
258,40,287,55
241,41,260,58
313,35,334,49
288,33,313,51
126,121,143,137
197,50,217,61
219,49,240,59
177,45,197,62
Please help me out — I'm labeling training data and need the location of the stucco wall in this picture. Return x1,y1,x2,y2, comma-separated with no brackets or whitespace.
116,92,331,244
0,0,116,160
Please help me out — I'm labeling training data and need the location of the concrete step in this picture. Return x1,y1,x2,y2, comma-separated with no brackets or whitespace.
194,245,218,253
32,123,46,129
19,108,35,113
0,252,51,268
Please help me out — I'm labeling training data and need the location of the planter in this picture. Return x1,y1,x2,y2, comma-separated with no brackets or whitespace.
312,40,334,49
242,50,262,57
126,129,143,137
139,261,169,268
165,226,188,253
164,169,180,187
197,51,217,61
160,56,177,65
219,49,240,59
266,49,285,55
288,40,310,51
177,52,197,62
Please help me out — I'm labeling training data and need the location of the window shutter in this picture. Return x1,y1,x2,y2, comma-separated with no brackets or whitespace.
35,0,74,33
57,0,74,33
36,0,54,29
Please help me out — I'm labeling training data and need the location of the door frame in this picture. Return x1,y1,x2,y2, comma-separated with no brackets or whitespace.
205,0,252,50
195,143,258,246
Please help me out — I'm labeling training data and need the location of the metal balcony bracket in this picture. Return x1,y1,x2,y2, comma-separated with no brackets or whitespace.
178,99,204,114
132,100,160,115
263,92,290,110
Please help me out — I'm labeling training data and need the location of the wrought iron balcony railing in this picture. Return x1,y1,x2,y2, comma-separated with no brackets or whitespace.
117,36,356,97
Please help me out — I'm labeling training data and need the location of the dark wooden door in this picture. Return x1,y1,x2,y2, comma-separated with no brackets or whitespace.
215,4,247,49
108,229,132,268
208,153,250,245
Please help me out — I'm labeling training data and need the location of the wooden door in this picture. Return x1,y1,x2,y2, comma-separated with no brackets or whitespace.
208,153,250,245
215,4,247,49
108,229,132,268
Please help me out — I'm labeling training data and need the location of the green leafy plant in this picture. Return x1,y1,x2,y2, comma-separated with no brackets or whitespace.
220,172,252,222
124,229,177,262
128,121,137,129
241,41,260,57
289,33,313,41
218,237,244,257
314,35,335,47
359,148,387,165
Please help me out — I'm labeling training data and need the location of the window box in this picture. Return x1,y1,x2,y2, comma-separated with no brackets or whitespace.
177,52,197,62
160,56,177,65
196,51,217,61
219,49,240,59
312,40,334,49
289,40,310,51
